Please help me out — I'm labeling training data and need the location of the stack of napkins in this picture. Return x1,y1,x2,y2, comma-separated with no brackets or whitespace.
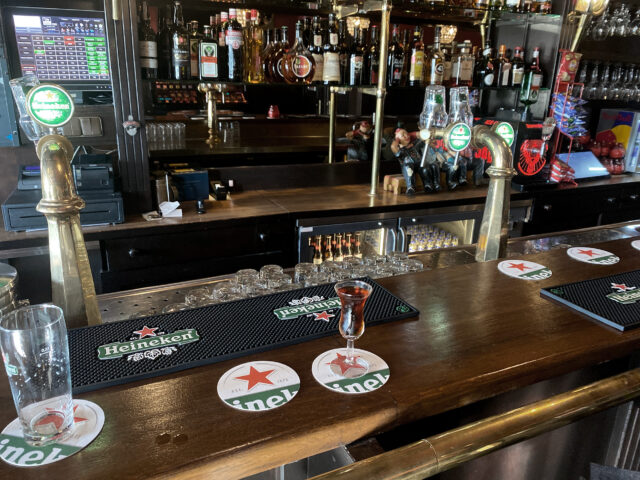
159,201,182,218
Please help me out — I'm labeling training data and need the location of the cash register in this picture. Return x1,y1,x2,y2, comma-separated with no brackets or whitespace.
2,153,124,231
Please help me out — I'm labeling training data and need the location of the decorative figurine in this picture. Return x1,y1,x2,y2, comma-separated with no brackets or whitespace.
391,128,440,195
345,120,374,162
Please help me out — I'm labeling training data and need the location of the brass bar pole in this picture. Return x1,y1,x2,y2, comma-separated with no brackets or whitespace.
36,135,101,328
329,88,337,164
472,125,516,262
311,368,640,480
369,0,391,196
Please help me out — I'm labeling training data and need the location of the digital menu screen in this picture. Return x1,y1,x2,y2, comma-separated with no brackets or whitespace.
13,14,110,82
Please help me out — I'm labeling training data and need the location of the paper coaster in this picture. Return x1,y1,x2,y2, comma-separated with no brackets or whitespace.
567,247,620,265
312,348,390,395
497,260,552,280
632,240,640,251
0,399,104,467
217,361,300,412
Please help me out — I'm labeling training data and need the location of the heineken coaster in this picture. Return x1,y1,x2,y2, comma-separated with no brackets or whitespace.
497,260,552,280
567,247,620,265
0,400,104,467
312,348,390,395
632,240,640,251
217,361,300,412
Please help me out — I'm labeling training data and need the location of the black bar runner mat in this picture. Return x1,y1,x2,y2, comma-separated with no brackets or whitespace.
69,278,418,393
540,269,640,331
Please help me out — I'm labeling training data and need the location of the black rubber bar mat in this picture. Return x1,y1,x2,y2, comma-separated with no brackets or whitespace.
69,278,418,393
541,270,640,331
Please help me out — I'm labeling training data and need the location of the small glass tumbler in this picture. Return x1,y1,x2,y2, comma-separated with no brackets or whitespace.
0,304,74,446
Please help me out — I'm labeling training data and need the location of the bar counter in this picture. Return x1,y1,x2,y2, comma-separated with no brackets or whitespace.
2,233,640,479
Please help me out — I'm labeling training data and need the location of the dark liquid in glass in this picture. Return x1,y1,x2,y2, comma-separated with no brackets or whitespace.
337,286,370,339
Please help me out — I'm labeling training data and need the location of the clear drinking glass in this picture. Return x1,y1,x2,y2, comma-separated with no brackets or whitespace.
294,262,318,284
418,85,449,130
0,304,74,446
334,280,373,379
449,87,473,126
146,122,157,151
9,75,46,142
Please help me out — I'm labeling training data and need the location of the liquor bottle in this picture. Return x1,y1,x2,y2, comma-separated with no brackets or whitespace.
188,21,201,79
171,1,190,80
442,45,452,86
199,25,218,80
450,40,474,87
334,234,344,262
365,25,380,85
262,28,278,83
354,233,363,258
348,27,364,86
302,17,312,49
510,46,525,86
529,47,544,87
246,9,264,83
387,24,404,86
474,43,494,87
494,44,511,87
505,0,520,12
270,26,290,83
338,19,349,84
408,27,425,87
310,17,324,83
283,21,315,84
225,9,243,82
323,235,334,262
217,12,229,81
313,235,323,265
157,5,173,79
139,1,158,80
323,13,341,85
426,26,443,85
344,233,353,257
401,29,411,86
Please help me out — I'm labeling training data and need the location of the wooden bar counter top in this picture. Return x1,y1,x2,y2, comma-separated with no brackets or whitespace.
2,237,640,479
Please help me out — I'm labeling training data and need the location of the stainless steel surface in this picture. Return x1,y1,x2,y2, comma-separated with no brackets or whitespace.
36,134,101,328
310,368,640,480
246,446,355,480
369,0,391,196
472,124,516,263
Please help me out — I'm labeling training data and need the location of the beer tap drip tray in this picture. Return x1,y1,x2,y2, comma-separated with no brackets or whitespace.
68,278,418,393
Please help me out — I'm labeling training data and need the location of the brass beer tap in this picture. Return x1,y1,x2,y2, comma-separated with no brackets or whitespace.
198,83,221,148
420,122,516,262
11,79,101,328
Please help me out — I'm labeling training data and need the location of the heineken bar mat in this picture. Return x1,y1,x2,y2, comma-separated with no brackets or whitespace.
69,278,418,393
540,269,640,331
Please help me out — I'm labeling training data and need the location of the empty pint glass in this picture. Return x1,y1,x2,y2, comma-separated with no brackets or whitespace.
0,304,74,446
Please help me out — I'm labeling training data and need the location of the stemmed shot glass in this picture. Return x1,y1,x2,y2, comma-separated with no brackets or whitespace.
334,280,373,379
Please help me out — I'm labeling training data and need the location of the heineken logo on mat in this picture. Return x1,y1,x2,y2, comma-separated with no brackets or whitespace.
273,295,341,322
217,361,300,412
567,247,620,265
497,260,552,280
97,325,200,361
312,348,390,395
607,283,640,305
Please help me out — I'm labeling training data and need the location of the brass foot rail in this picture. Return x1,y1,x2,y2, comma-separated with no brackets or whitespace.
310,368,640,480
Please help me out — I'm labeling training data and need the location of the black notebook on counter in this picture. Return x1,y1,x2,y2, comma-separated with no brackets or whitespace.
541,270,640,331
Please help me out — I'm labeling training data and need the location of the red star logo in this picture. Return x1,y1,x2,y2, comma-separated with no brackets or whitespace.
313,311,335,322
611,283,636,292
234,366,275,391
328,352,365,375
133,326,159,339
578,249,596,257
34,405,87,430
507,262,531,272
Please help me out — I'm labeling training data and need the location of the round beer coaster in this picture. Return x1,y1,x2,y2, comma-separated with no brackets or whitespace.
0,399,104,467
312,348,390,395
632,240,640,251
217,361,300,412
497,260,552,280
567,247,620,265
